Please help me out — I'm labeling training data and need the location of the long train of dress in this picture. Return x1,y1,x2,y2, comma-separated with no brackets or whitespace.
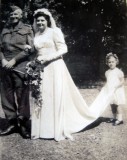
31,58,116,141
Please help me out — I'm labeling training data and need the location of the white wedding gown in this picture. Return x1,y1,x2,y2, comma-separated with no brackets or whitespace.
31,27,126,141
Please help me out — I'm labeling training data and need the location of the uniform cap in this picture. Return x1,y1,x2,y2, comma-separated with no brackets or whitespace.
9,6,22,13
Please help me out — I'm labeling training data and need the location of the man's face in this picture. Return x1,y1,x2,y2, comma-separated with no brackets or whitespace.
9,10,22,24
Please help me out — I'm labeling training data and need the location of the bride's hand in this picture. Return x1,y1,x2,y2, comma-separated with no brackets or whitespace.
37,55,57,63
37,55,49,62
36,56,47,65
24,45,32,50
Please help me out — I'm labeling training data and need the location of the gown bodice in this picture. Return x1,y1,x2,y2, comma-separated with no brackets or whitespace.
34,28,56,56
33,27,67,58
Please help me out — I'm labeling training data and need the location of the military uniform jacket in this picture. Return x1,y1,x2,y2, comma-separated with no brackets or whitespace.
0,21,34,72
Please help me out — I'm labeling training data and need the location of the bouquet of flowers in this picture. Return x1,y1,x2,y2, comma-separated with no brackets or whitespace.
25,59,45,111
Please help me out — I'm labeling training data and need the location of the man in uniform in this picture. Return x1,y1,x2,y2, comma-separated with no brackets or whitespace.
0,6,33,138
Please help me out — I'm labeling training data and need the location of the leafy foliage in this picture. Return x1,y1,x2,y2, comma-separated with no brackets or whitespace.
1,0,127,80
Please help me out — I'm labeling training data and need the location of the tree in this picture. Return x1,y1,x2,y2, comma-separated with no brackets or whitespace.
0,0,127,82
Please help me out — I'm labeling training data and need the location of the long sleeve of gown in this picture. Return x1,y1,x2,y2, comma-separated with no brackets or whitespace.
53,27,68,57
44,27,68,61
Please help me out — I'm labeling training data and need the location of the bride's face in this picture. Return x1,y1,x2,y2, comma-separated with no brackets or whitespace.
36,16,48,32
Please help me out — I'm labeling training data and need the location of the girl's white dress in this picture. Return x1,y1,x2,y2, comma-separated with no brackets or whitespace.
105,68,126,105
90,67,126,117
31,27,126,141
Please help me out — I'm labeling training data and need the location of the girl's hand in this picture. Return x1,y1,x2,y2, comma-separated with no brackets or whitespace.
114,86,118,92
115,77,124,91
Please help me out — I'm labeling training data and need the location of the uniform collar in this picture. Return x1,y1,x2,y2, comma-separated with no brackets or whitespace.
2,21,24,35
6,21,24,31
12,21,24,31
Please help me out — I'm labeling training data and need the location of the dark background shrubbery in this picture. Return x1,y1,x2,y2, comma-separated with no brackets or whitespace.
0,0,127,85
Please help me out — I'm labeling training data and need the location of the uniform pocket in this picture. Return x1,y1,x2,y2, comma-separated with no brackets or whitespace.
16,30,27,44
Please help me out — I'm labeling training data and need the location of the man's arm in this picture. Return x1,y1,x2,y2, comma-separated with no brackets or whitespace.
0,34,9,67
6,26,34,69
14,27,34,61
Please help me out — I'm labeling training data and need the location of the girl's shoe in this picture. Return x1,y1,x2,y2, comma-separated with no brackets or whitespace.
113,120,123,126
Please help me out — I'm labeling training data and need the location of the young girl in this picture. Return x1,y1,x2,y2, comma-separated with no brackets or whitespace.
89,52,126,126
105,52,126,125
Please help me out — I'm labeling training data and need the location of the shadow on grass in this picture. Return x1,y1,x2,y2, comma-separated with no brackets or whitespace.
0,116,112,132
0,117,8,130
0,116,112,140
80,117,111,132
0,117,31,132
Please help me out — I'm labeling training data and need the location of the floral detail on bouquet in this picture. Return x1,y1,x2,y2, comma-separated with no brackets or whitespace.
25,59,45,118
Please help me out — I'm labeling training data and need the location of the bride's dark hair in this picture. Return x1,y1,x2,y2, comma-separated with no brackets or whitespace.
34,11,51,27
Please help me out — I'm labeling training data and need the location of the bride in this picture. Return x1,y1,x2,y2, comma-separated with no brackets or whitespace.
27,8,116,141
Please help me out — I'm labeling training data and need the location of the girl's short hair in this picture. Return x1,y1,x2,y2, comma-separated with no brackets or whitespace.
34,11,51,27
106,52,119,65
